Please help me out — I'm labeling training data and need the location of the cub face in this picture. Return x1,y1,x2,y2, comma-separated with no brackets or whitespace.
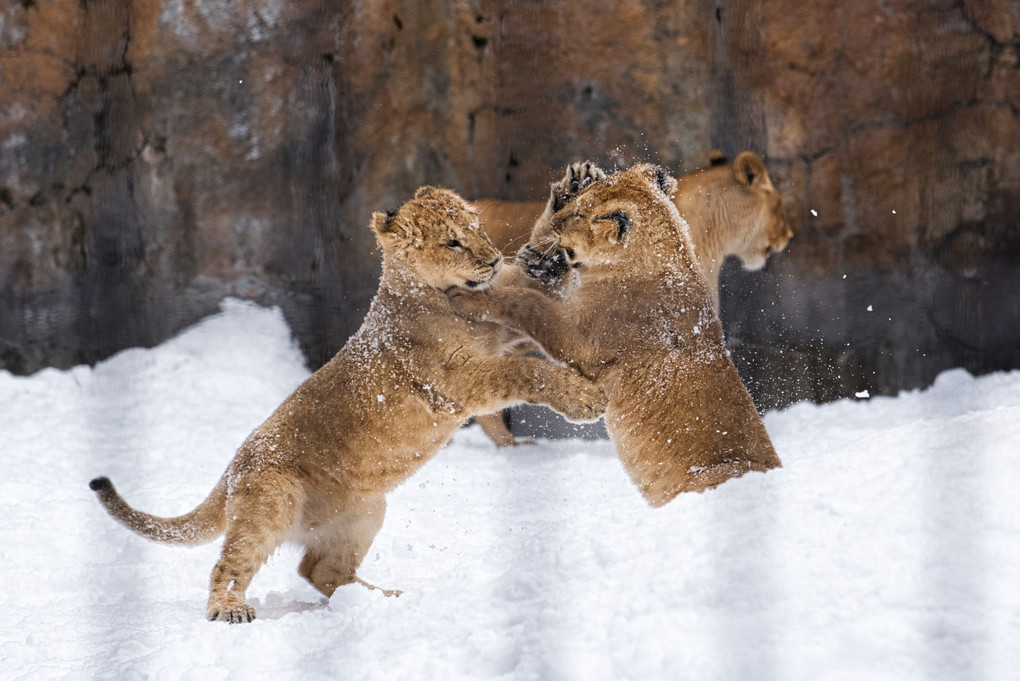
730,151,793,271
526,164,680,274
373,186,503,291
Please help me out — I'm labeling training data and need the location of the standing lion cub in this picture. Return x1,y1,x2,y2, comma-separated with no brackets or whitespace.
90,186,606,623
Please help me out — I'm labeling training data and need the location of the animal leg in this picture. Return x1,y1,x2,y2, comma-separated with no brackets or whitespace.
298,495,399,598
448,287,598,377
206,472,301,623
475,412,522,447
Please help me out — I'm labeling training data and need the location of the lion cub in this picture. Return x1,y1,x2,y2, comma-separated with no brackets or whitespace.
90,186,606,622
451,164,781,506
472,153,793,446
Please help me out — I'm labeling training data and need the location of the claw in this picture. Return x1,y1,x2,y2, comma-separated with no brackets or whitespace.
208,605,257,624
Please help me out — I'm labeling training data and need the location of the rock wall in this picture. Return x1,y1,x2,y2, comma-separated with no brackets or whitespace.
719,0,1020,406
2,0,1018,409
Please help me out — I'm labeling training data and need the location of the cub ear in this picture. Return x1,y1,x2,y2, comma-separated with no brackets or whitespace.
414,185,439,199
734,151,774,190
370,208,401,243
645,165,677,197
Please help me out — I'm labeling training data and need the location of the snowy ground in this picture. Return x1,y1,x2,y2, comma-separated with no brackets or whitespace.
2,299,1018,681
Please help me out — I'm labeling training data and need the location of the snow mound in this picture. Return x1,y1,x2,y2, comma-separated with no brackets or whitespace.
1,299,1017,680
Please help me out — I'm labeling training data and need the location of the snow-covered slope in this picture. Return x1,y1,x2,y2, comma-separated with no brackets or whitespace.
2,299,1017,680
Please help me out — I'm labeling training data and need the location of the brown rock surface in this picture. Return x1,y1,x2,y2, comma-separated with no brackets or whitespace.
2,0,1018,409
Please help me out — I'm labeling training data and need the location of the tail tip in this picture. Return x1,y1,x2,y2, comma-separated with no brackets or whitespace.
89,476,111,492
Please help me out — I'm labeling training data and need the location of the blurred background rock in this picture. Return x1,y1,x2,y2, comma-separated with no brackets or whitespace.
2,0,1017,410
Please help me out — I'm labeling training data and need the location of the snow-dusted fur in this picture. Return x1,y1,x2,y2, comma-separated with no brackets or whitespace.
90,187,606,623
451,164,781,506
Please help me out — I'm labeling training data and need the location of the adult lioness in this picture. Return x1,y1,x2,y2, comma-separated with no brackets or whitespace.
473,151,792,307
673,151,792,307
452,164,781,506
89,187,606,623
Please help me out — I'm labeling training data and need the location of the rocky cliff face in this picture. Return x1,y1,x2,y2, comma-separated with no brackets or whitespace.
2,0,1018,409
718,0,1020,406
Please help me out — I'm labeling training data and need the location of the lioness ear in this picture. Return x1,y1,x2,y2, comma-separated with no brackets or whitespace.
734,152,773,190
708,149,728,166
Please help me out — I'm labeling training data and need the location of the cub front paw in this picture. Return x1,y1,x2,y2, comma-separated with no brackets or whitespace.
554,376,608,424
517,244,569,286
447,289,493,322
550,161,608,213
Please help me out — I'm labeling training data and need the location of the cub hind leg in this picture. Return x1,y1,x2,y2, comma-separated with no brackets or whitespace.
206,470,303,623
298,494,400,598
474,412,520,447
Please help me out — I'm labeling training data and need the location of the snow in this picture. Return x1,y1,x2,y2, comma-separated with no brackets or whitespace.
2,298,1018,681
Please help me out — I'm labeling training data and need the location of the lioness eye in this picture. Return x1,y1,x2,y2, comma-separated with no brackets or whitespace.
446,239,464,249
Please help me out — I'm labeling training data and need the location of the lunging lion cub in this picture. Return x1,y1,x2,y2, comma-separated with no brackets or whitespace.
471,151,792,446
452,164,781,506
90,186,606,623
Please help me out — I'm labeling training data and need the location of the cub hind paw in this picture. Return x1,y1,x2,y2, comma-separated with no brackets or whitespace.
208,603,257,624
354,576,402,597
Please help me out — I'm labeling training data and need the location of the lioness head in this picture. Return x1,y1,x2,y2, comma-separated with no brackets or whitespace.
525,164,683,275
727,151,792,271
372,186,502,291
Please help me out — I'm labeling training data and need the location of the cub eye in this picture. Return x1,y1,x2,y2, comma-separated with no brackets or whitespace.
446,239,465,250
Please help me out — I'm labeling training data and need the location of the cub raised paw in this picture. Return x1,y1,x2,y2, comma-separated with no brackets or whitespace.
551,161,608,213
519,161,609,289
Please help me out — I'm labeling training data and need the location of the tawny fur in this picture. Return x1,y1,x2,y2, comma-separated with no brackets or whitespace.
470,152,791,447
90,187,606,623
452,164,781,506
672,151,792,307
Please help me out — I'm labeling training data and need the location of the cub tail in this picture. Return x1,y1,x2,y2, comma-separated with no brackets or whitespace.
89,475,228,545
